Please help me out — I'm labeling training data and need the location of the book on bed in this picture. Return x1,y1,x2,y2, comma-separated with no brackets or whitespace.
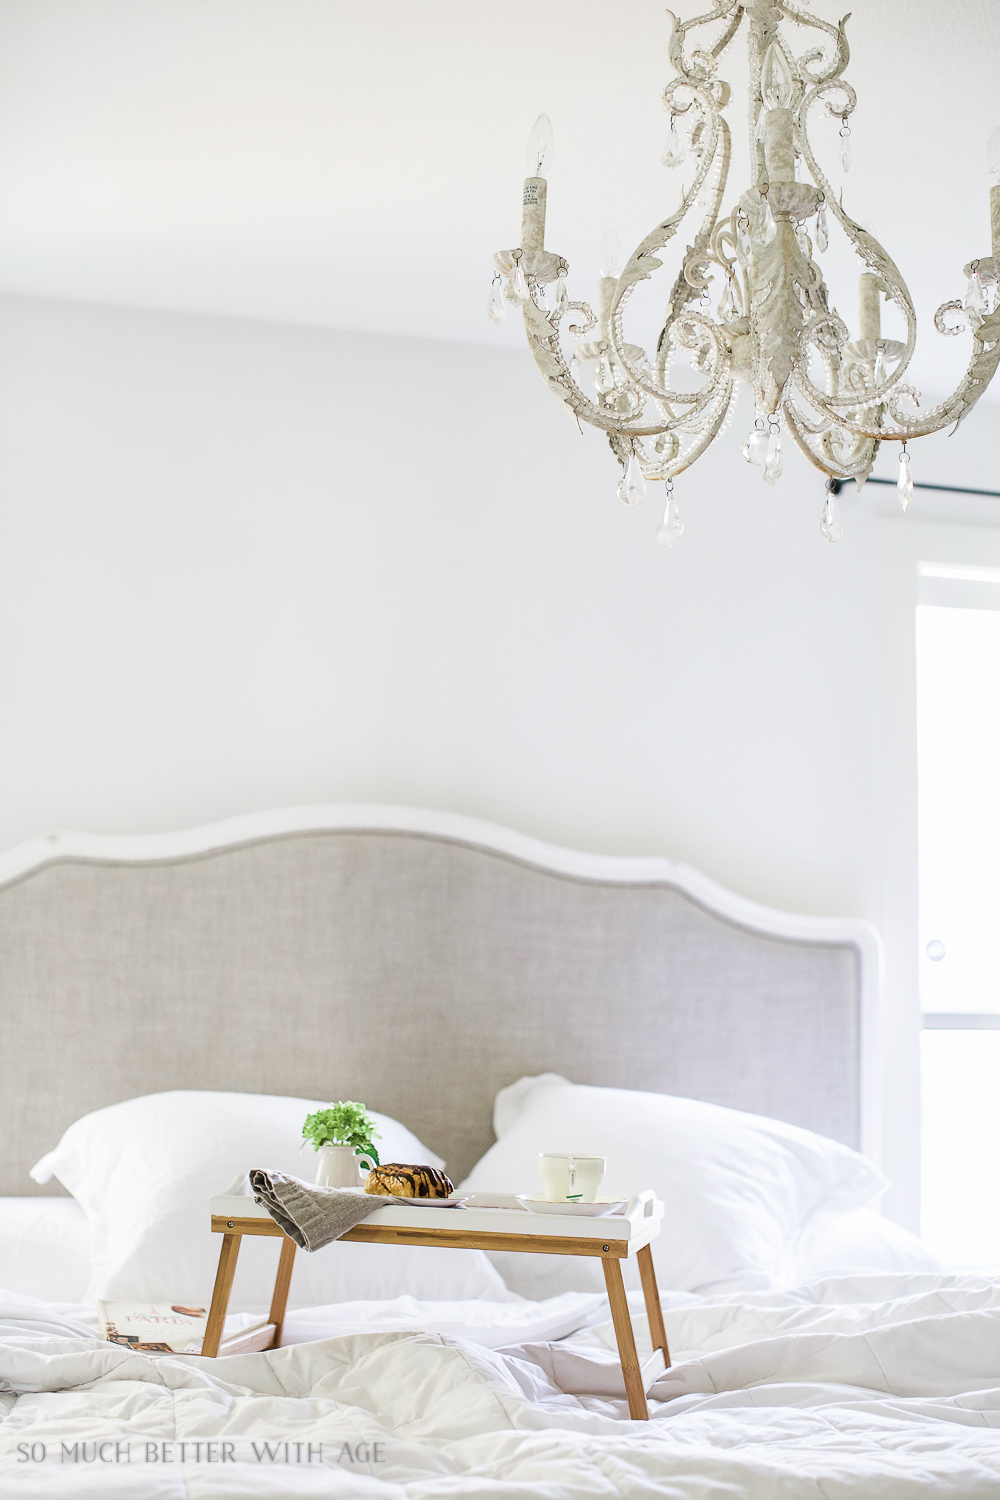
98,1301,208,1353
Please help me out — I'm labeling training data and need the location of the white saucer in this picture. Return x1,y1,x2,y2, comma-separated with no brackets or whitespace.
515,1194,627,1218
366,1192,470,1207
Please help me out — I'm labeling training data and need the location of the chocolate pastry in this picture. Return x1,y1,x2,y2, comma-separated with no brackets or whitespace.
364,1163,454,1198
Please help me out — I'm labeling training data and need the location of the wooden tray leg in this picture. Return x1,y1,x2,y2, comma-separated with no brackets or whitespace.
267,1236,297,1349
636,1243,670,1367
202,1232,241,1358
602,1257,648,1420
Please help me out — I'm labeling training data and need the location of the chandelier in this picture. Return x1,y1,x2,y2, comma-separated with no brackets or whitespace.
489,0,1000,545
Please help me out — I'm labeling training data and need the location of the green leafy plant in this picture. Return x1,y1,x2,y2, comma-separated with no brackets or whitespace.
301,1101,380,1164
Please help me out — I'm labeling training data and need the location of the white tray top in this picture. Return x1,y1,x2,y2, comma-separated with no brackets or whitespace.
210,1189,663,1245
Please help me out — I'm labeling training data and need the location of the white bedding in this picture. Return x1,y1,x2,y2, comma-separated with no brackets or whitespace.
2,1272,999,1496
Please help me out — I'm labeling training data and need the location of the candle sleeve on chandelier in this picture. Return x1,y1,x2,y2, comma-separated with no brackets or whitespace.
986,128,999,259
521,114,554,256
858,273,881,342
521,177,547,254
763,108,795,183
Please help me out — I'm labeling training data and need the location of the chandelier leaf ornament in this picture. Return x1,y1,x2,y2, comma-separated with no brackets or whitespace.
489,0,1000,544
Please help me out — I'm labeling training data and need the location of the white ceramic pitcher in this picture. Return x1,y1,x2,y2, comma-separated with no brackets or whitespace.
314,1145,376,1189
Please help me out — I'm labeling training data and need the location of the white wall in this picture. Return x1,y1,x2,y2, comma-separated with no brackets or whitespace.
0,291,996,1226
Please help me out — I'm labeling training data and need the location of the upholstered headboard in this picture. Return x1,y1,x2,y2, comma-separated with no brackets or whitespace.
0,805,881,1195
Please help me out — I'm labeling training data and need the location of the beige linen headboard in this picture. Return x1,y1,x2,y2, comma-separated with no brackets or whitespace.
0,804,881,1194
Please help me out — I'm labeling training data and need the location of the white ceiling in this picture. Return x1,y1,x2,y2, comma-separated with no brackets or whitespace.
0,0,996,404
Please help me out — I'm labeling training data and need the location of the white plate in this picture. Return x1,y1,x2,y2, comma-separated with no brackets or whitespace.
515,1195,627,1218
367,1192,470,1208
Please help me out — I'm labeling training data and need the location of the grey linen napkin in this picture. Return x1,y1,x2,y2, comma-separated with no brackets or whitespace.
249,1169,433,1252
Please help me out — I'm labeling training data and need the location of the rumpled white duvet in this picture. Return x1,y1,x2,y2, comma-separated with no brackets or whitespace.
2,1271,1000,1496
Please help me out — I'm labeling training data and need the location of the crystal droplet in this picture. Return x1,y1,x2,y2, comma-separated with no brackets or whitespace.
554,275,569,314
594,354,616,395
487,276,506,325
717,276,737,321
656,491,684,546
964,271,987,328
569,356,582,381
820,491,843,543
508,262,528,305
737,218,752,267
532,280,549,311
897,451,914,512
758,199,776,246
873,348,887,385
742,426,768,466
840,133,852,173
796,227,811,257
616,451,647,508
661,117,686,169
762,429,783,485
815,203,829,253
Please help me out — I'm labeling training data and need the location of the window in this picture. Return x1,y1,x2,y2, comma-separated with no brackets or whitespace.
917,567,1000,1266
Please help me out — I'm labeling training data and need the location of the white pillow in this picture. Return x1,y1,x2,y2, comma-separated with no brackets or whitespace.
461,1076,887,1297
793,1208,943,1279
31,1091,513,1311
0,1198,93,1303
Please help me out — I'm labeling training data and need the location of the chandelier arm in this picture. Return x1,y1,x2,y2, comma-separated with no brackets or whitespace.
786,374,853,435
709,218,738,279
708,7,743,64
620,311,734,435
658,261,700,385
521,297,728,440
612,300,732,434
658,381,736,479
607,97,732,419
784,402,878,483
497,7,741,446
519,298,672,435
666,0,742,85
775,2,850,85
782,407,840,477
790,305,1000,441
795,80,918,411
818,338,845,407
607,378,735,482
524,71,733,426
655,210,736,384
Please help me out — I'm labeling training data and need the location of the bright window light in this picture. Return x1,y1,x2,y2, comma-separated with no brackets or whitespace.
916,606,1000,1014
917,602,1000,1264
921,1030,1000,1264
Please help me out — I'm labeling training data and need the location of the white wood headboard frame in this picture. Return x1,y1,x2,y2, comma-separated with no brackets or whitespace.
0,803,883,1165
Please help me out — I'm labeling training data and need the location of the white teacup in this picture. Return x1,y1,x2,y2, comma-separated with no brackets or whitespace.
538,1153,606,1203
